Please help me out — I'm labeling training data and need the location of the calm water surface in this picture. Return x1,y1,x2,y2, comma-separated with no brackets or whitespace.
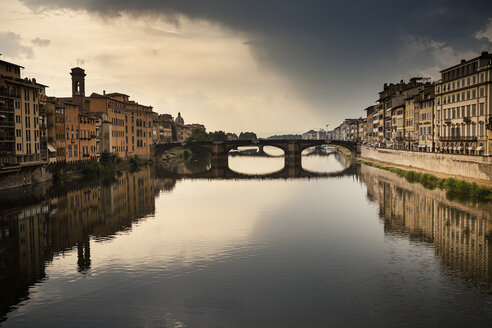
1,148,491,327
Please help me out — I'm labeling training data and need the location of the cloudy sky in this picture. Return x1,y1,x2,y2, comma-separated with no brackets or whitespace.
1,0,491,136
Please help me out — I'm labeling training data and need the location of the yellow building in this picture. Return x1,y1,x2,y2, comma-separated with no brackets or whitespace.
62,68,155,159
0,59,47,167
105,93,153,158
416,87,434,152
434,51,492,155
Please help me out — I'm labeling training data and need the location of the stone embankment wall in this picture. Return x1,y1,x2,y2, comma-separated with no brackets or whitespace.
360,146,492,181
0,165,52,190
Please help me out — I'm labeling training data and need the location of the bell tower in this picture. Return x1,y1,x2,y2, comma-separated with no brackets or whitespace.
71,67,86,110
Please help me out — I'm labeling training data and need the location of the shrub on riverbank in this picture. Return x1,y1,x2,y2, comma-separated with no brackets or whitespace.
354,158,492,202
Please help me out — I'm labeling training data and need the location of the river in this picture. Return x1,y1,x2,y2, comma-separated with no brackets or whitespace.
0,147,491,327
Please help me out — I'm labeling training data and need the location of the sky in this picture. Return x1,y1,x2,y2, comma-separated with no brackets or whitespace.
1,0,492,136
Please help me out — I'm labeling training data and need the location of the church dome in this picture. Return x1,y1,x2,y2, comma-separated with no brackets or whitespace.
175,112,184,125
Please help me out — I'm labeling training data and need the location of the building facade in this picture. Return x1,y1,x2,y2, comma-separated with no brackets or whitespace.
435,51,492,156
0,60,46,167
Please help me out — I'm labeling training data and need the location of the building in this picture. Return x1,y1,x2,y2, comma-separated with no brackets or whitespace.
153,114,174,143
416,85,435,152
302,130,318,140
0,59,47,167
60,68,154,159
104,93,153,158
364,106,376,144
79,112,98,160
434,51,492,155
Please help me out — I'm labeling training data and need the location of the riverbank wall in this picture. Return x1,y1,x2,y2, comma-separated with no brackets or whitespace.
0,165,52,190
360,146,492,181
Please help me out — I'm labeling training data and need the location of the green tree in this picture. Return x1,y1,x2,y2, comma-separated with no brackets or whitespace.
209,130,228,141
187,128,210,141
239,132,257,140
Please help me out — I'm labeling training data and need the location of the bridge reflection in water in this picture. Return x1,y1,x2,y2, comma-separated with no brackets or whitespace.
157,145,355,180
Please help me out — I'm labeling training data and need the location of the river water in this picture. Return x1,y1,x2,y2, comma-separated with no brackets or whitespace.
1,147,491,327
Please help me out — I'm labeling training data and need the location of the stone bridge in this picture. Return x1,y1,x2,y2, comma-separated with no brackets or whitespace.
154,139,330,165
326,140,360,154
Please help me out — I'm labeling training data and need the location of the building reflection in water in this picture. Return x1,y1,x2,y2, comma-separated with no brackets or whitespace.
0,167,174,321
360,165,492,287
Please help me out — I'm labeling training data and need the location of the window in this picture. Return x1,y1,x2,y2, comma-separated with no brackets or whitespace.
472,104,476,116
16,129,21,137
15,115,21,123
16,143,21,151
480,88,484,97
472,89,476,98
479,103,484,115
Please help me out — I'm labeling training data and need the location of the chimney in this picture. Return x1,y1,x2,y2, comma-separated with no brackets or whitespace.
103,90,106,95
461,59,466,64
481,51,489,56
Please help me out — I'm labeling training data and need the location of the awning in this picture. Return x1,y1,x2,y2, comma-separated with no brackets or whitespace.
476,146,484,151
47,142,56,152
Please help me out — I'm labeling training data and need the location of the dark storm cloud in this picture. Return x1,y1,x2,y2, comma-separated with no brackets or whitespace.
0,31,34,58
20,0,492,122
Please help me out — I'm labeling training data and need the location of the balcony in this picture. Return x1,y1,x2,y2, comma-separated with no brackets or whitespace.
0,105,14,113
0,90,21,98
444,119,451,125
463,116,471,123
439,136,477,142
0,120,15,128
0,135,15,142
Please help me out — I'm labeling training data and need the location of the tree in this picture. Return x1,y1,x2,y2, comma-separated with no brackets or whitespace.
239,132,257,140
187,128,210,141
209,130,228,141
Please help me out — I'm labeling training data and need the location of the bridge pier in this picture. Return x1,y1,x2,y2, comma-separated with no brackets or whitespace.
210,153,228,179
284,153,302,178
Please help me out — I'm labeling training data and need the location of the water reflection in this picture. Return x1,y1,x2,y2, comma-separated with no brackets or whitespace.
360,165,492,287
0,168,167,321
0,154,492,326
